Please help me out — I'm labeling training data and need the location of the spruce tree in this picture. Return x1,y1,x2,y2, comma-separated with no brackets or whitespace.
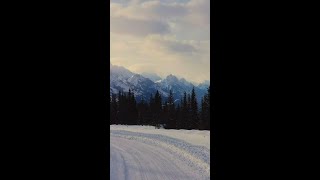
175,104,181,129
109,95,112,125
200,97,205,130
186,93,192,129
205,86,210,130
166,89,176,129
110,93,118,124
110,88,210,130
190,87,199,129
182,91,188,129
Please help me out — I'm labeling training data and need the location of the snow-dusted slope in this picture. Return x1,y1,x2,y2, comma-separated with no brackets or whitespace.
110,64,164,100
141,72,162,82
198,80,210,90
110,125,210,180
158,75,207,102
110,64,209,102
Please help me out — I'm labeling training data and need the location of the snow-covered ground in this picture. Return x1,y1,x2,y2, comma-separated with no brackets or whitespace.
110,125,210,180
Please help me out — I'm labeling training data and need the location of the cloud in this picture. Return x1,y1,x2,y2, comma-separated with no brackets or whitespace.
111,1,187,20
111,16,170,36
142,35,197,55
110,0,210,83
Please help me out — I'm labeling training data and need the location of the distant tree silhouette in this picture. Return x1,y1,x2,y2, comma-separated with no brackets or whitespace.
110,87,210,130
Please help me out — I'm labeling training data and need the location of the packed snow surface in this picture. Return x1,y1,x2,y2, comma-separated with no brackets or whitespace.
110,125,210,180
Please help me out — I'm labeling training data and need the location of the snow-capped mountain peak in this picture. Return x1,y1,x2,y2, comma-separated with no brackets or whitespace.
110,65,208,103
165,74,179,83
140,72,162,82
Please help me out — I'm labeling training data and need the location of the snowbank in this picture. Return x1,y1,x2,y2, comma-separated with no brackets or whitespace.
110,125,210,149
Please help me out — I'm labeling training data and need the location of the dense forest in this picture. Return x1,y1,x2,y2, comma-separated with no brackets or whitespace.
110,87,210,130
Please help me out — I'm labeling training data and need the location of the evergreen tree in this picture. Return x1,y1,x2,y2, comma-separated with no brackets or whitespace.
153,91,162,126
137,97,147,125
166,89,176,129
109,88,209,130
181,91,188,129
190,87,199,129
205,86,210,130
175,104,182,129
128,90,138,125
110,93,118,124
200,97,205,130
200,86,210,130
186,93,192,129
109,95,112,125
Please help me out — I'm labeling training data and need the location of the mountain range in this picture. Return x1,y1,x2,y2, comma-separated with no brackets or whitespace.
110,64,209,103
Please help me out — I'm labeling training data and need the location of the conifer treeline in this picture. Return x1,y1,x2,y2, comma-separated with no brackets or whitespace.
110,87,210,130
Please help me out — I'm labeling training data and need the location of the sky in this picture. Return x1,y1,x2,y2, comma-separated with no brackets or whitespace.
110,0,210,83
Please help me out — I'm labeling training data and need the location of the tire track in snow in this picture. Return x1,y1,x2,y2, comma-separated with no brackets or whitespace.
110,130,210,180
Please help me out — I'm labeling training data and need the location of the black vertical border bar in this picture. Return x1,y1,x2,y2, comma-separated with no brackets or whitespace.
212,0,226,179
95,0,110,179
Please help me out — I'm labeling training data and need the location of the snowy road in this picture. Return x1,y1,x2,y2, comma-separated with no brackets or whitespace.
110,126,210,180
